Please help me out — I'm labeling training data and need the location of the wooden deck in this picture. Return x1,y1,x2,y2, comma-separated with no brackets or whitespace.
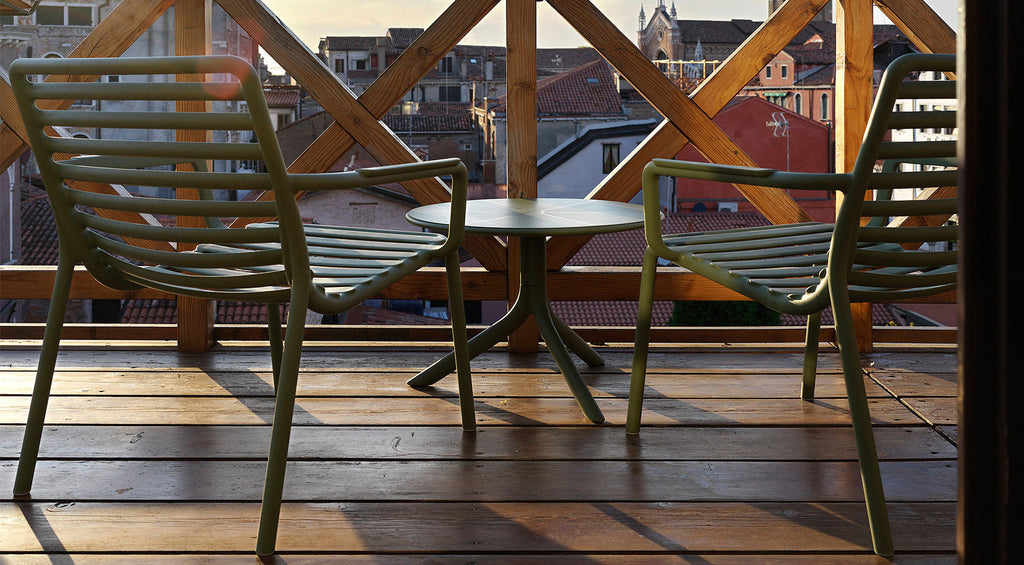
0,341,957,563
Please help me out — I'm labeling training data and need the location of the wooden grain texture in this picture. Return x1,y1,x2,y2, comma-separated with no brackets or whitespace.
875,0,957,55
0,501,955,553
0,344,957,559
836,0,879,352
0,425,955,460
171,0,215,353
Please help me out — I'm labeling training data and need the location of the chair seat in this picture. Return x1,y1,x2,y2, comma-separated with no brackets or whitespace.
182,222,449,303
661,221,834,312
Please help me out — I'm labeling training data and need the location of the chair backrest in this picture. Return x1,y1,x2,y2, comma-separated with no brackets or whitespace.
10,56,306,302
831,53,958,301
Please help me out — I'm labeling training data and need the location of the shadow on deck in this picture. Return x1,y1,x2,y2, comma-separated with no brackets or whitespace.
0,341,957,562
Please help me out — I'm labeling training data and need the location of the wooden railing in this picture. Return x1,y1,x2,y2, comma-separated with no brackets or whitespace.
0,0,958,350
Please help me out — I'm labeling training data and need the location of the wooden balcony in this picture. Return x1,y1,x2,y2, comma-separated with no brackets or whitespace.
1,0,1018,561
1,340,957,561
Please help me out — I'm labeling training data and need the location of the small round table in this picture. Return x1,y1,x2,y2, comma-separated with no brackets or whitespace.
405,198,649,424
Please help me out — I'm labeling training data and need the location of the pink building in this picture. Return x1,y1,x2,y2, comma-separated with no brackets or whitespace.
672,95,837,223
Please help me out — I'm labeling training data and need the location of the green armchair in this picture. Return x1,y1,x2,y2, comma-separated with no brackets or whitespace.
628,53,958,556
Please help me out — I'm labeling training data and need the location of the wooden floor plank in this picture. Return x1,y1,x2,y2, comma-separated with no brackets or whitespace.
0,425,957,460
0,501,956,554
0,346,846,372
0,459,956,502
0,369,889,398
0,396,931,426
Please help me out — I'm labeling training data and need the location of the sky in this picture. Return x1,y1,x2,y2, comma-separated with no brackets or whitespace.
257,0,960,72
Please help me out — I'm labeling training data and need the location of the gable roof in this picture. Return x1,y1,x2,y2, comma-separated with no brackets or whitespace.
537,119,659,180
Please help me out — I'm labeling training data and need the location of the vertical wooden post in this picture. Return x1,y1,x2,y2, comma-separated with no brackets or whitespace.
174,0,215,352
505,0,539,353
835,0,874,352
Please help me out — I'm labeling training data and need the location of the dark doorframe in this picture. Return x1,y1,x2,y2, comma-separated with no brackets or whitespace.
957,1,1022,563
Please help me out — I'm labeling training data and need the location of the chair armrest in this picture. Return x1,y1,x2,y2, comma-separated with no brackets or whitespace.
288,158,468,253
647,158,848,191
640,158,850,258
287,158,465,191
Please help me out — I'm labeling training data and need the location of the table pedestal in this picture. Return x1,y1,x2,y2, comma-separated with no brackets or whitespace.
408,236,606,423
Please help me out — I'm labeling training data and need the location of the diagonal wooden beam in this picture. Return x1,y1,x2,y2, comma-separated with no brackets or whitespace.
544,0,827,268
875,0,957,55
1,0,176,251
218,0,506,270
1,0,176,170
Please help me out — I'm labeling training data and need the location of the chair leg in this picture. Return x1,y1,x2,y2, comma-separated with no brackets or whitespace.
444,251,476,431
14,253,75,497
267,303,283,390
626,249,658,435
801,312,822,400
255,291,309,557
832,294,894,557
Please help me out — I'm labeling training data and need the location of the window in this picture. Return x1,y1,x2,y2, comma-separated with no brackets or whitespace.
36,5,64,24
354,59,366,71
36,4,94,26
602,143,620,174
438,86,461,102
439,56,455,74
334,58,345,73
794,93,802,115
765,65,772,79
68,6,92,26
1,14,15,25
780,65,788,79
820,93,829,120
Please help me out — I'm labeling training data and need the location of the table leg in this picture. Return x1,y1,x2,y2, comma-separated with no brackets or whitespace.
408,236,605,423
551,311,605,367
407,291,530,387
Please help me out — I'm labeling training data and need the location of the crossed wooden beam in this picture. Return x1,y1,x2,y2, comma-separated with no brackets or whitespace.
1,0,955,268
0,0,955,350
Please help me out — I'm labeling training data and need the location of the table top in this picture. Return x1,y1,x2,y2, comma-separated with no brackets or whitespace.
407,198,647,236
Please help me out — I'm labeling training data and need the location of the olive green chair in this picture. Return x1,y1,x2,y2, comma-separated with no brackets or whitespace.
9,55,475,556
628,53,958,556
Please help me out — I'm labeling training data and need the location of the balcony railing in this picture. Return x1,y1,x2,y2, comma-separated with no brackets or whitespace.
0,0,959,351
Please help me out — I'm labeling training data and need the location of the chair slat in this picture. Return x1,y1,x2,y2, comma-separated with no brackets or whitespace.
857,224,958,243
81,214,280,245
27,80,245,101
69,189,279,218
57,163,275,191
49,137,264,162
38,109,256,131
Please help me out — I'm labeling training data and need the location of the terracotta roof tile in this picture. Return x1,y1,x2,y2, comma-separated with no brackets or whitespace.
19,185,58,265
262,88,300,107
493,59,622,117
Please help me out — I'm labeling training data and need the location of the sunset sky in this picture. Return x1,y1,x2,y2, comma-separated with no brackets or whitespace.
256,0,960,71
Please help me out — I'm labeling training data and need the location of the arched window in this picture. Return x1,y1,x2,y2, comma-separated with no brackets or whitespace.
794,94,802,115
820,93,829,121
